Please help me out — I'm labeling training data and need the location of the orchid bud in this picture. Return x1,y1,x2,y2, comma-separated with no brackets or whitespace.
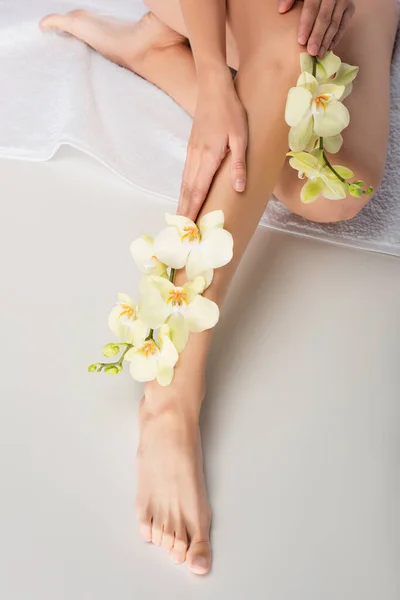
104,365,120,375
103,343,120,357
349,183,363,198
88,364,98,372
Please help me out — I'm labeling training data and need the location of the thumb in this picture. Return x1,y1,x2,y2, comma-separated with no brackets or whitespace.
278,0,295,14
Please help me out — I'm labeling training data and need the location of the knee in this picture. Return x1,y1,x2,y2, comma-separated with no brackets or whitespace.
237,5,303,76
282,165,384,224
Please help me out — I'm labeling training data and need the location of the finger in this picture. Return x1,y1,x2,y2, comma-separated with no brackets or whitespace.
229,137,247,193
307,0,335,56
319,2,346,55
298,0,321,47
329,5,355,49
278,0,296,14
184,152,222,221
178,146,198,216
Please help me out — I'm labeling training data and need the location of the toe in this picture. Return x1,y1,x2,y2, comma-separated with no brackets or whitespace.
151,520,163,546
170,528,188,565
135,501,153,542
187,539,212,575
39,10,89,35
138,520,152,543
39,13,65,31
161,524,174,554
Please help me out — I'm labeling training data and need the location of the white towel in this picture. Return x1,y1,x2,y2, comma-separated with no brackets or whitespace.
1,0,399,256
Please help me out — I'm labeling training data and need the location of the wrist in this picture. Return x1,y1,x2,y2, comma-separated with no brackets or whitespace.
196,61,233,88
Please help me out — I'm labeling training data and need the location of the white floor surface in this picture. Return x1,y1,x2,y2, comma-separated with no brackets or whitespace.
1,147,400,600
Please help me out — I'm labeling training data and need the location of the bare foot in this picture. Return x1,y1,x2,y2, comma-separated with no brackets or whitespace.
39,9,187,75
135,379,212,576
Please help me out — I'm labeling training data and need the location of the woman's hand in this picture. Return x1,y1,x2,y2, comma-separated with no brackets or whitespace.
278,0,355,56
178,65,248,221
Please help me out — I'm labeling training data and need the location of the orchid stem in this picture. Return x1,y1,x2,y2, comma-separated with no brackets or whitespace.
319,137,348,184
96,343,133,371
169,268,176,283
312,55,317,77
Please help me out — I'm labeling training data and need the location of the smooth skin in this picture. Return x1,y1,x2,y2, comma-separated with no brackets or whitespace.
40,0,398,576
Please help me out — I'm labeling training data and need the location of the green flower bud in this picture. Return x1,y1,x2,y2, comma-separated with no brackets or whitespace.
104,365,120,375
103,343,120,358
353,180,365,187
349,183,363,198
88,364,98,372
366,186,373,194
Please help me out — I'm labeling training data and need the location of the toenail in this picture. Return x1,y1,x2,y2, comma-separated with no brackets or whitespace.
191,556,209,571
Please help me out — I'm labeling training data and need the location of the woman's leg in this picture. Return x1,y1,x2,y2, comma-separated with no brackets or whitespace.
40,0,398,575
137,2,304,575
274,0,399,223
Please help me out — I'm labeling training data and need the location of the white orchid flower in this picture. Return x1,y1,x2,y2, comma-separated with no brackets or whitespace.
300,51,359,101
130,234,167,277
285,71,349,152
153,210,233,287
124,324,179,386
300,51,341,84
287,151,353,203
139,275,219,352
108,293,148,346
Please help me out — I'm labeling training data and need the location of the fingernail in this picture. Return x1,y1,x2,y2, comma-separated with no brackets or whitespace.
234,178,245,192
298,36,307,46
329,42,334,50
319,46,326,57
309,44,319,56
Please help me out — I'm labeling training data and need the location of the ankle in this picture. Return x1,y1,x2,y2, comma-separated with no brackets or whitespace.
142,374,206,421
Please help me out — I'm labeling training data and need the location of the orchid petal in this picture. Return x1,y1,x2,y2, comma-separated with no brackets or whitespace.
300,179,325,204
185,295,219,333
288,114,314,152
131,319,148,348
156,363,174,386
138,278,169,328
285,86,313,126
148,276,174,302
341,83,353,101
313,101,350,137
316,51,341,80
287,151,321,178
199,210,224,235
300,53,314,75
333,63,359,87
165,213,195,235
159,326,179,365
331,165,354,179
183,276,206,302
130,235,167,277
323,134,343,154
318,83,345,101
129,352,158,382
166,313,189,353
200,228,234,269
297,72,319,95
153,226,190,269
117,293,134,305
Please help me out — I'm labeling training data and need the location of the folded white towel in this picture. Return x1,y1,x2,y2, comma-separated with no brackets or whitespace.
1,0,399,256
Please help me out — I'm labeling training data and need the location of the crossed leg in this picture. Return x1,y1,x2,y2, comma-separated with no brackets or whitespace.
41,0,398,223
40,0,398,575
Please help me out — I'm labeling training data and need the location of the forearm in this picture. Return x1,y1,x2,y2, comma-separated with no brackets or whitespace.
179,0,227,75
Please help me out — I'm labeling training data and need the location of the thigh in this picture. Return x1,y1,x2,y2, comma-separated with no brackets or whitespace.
274,0,399,222
144,0,240,68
